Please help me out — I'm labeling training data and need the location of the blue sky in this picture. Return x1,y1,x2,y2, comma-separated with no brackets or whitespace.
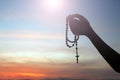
0,0,120,79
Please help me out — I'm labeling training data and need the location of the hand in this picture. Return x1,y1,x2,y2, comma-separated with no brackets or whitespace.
67,14,94,36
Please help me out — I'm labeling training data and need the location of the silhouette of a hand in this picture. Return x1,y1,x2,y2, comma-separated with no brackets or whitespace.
66,14,120,73
67,14,94,36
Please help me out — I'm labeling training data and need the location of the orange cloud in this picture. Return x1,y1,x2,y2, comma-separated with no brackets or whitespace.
0,72,46,79
0,58,120,80
17,73,47,78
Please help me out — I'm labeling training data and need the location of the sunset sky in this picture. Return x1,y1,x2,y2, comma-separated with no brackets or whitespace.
0,0,120,80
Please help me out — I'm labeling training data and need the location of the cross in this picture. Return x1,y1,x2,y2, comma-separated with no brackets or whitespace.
76,55,79,64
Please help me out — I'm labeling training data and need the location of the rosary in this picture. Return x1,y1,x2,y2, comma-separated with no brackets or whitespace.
65,15,80,63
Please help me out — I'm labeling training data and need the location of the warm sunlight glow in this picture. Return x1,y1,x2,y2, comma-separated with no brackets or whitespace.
0,72,46,78
19,73,46,77
41,0,64,13
47,0,60,7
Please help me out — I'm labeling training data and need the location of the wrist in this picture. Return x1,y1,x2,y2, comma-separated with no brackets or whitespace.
86,28,96,38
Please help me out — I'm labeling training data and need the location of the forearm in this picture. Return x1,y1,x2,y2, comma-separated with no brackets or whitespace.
87,30,120,73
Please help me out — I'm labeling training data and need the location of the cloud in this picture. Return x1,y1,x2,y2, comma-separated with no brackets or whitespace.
0,57,120,80
42,78,87,80
102,79,120,80
0,32,63,40
102,78,120,80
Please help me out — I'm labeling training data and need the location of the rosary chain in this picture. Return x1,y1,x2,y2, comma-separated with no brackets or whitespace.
66,23,79,63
